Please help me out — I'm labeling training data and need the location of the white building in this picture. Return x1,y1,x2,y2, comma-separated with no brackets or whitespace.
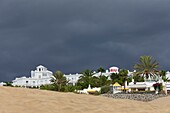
12,65,53,88
127,73,170,92
109,66,119,73
0,82,6,86
166,71,170,79
12,65,84,87
64,73,82,86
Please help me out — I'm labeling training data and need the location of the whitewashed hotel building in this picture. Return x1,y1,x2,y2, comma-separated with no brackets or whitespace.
12,65,53,87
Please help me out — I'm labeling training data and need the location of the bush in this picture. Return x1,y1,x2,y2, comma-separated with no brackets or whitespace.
4,82,13,87
32,86,38,89
63,86,82,92
153,83,163,92
40,84,83,93
101,86,110,94
40,84,56,91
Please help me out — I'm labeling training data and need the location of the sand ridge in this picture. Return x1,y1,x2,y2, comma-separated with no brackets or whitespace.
0,86,169,113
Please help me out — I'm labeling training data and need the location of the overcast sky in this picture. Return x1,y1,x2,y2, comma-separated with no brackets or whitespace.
0,0,170,81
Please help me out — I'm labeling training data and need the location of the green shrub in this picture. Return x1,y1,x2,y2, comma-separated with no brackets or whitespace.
101,86,110,94
63,86,82,92
4,82,13,87
153,83,163,92
32,86,38,89
40,84,83,93
40,84,56,91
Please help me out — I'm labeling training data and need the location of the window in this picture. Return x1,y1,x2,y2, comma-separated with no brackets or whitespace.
26,81,28,83
43,73,47,76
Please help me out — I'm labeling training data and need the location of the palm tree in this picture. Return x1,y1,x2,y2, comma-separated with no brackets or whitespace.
133,75,144,82
110,73,123,85
98,76,110,87
51,71,67,91
119,69,128,92
134,56,159,81
160,70,170,82
97,67,105,76
77,69,95,89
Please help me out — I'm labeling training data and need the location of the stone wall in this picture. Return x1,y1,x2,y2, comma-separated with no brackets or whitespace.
101,93,168,102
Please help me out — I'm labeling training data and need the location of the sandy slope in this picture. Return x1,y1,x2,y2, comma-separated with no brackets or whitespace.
0,86,169,113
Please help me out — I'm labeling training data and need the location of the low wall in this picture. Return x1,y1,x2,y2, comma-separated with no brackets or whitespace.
101,93,168,102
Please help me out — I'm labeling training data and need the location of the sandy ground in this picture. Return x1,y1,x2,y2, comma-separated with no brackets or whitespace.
0,86,170,113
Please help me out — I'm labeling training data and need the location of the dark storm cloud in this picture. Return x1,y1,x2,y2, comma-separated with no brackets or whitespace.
0,0,170,81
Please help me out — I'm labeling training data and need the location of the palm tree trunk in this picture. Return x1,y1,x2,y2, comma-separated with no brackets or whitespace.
100,72,102,76
124,80,127,93
58,84,61,91
124,82,126,93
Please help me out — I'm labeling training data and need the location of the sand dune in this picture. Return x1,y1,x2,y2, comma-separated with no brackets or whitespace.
0,86,170,113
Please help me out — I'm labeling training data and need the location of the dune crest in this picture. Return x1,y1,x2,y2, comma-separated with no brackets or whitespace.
0,86,169,113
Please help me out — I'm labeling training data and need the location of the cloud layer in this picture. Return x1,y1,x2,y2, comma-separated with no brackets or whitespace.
0,0,170,81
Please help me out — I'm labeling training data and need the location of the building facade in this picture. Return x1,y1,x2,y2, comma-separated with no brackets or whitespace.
65,73,82,86
12,65,53,87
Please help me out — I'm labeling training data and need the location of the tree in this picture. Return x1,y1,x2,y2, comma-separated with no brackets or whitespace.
134,56,159,81
160,70,170,82
77,69,95,89
110,69,129,92
110,73,123,85
133,75,144,82
97,67,105,76
98,76,111,87
119,69,128,92
51,71,68,91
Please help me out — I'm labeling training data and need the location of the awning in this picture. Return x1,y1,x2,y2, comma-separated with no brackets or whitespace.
118,87,129,90
113,82,121,87
128,84,147,88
